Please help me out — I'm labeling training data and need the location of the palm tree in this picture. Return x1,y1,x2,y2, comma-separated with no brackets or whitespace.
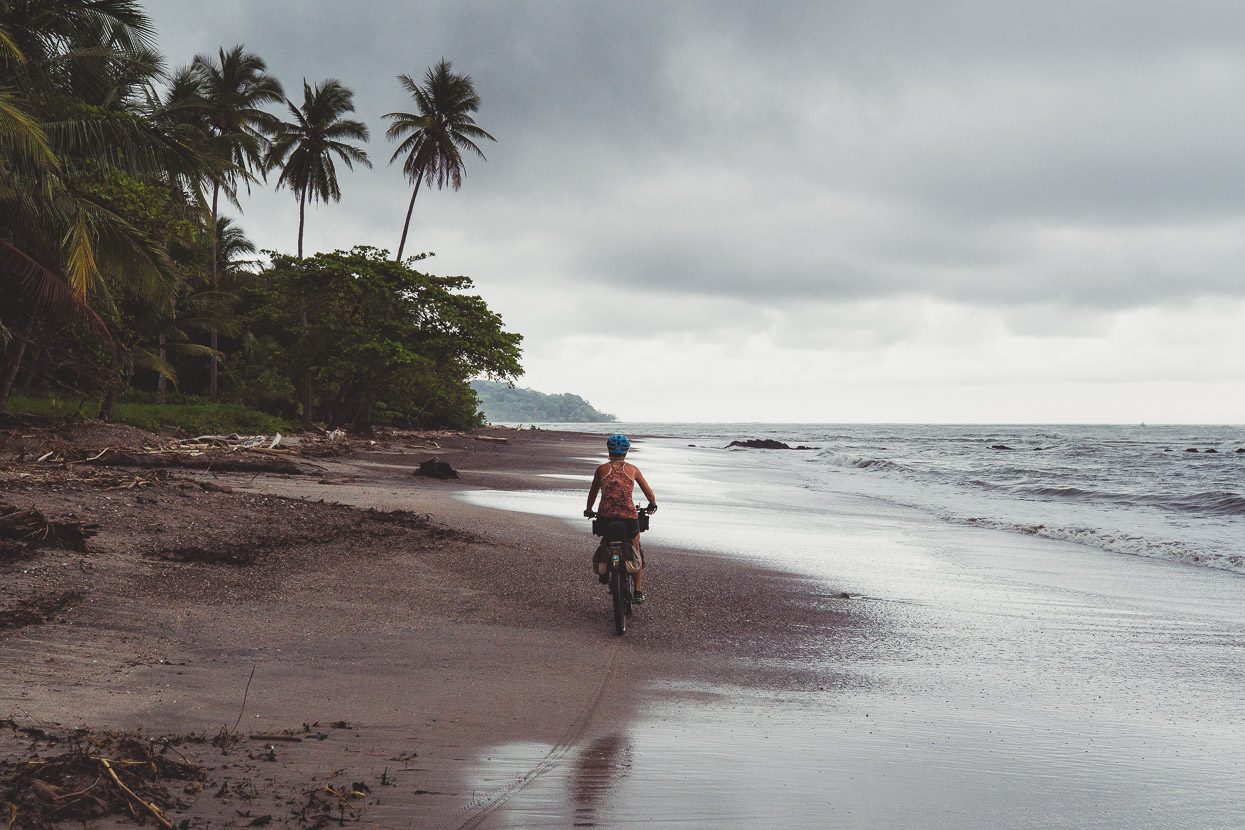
0,1,194,410
152,216,255,405
267,78,370,429
267,78,371,258
188,45,283,400
384,59,495,261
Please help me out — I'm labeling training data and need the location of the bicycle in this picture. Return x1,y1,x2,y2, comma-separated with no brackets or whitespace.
586,505,654,635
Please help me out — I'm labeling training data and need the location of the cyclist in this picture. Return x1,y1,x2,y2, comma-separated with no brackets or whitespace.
584,433,657,603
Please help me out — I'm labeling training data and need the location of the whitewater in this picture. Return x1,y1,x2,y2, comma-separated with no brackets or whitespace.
530,423,1244,575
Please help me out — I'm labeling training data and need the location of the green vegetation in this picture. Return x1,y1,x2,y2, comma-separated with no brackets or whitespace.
236,247,521,430
472,380,617,423
7,392,290,435
0,1,515,432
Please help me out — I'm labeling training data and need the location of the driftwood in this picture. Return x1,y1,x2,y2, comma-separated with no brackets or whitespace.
82,451,303,474
0,503,99,551
96,757,175,829
473,435,508,444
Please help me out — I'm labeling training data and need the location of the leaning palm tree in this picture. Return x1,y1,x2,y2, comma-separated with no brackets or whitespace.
384,59,495,261
267,78,371,258
188,45,283,400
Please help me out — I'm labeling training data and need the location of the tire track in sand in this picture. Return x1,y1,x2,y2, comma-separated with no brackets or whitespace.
443,638,622,830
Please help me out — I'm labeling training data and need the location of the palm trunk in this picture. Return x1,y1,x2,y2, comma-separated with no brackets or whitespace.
395,177,422,261
297,188,306,259
20,347,41,392
0,316,35,412
298,190,313,430
209,181,220,402
101,388,117,422
156,333,167,405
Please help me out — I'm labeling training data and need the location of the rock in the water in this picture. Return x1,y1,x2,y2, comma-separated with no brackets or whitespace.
1205,448,1218,454
413,457,459,479
1185,448,1200,453
1236,448,1245,453
990,444,1014,450
728,439,792,450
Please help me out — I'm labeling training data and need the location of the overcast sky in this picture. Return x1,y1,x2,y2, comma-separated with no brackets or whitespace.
146,0,1245,423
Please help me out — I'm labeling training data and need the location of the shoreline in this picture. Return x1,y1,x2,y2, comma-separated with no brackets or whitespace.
1,425,857,829
7,423,1243,828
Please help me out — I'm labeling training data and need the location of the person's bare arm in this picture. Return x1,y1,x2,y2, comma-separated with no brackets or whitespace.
585,466,603,515
634,467,657,510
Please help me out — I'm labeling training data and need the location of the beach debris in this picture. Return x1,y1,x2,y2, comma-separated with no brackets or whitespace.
474,435,508,444
80,446,305,474
1,430,360,475
0,502,99,552
0,463,167,493
0,726,204,829
413,457,459,479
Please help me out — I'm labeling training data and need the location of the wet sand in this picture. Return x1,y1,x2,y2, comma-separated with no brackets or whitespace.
6,427,1242,828
1,429,856,829
455,437,1245,829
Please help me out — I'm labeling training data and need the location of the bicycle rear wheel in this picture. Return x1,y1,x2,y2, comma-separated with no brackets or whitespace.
610,565,626,635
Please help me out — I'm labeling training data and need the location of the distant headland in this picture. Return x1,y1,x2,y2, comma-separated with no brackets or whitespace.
471,380,617,423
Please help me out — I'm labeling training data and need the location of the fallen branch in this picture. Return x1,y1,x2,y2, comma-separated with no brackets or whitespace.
95,758,174,830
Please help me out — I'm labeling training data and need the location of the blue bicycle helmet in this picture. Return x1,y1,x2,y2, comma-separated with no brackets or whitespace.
606,434,630,455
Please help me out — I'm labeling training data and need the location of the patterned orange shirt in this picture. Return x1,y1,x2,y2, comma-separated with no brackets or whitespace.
598,461,639,518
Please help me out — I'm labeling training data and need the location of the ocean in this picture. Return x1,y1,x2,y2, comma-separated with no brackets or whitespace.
526,423,1244,575
462,424,1245,827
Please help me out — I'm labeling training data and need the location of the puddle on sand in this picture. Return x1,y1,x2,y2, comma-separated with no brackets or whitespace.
459,687,1243,830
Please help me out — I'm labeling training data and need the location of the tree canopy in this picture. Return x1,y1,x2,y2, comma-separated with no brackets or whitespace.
233,247,521,430
1,2,522,432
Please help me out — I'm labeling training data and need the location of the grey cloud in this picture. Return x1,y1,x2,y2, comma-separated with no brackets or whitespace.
145,0,1245,321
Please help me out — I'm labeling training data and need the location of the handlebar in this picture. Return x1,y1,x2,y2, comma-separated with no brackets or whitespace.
584,503,657,519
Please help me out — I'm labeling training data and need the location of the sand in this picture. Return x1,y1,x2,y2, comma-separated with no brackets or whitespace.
1,426,852,829
12,424,1242,828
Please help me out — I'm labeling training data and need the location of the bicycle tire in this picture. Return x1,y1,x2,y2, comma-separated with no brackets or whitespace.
611,564,626,635
623,571,633,617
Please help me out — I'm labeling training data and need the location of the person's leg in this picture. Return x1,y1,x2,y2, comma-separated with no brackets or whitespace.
631,534,644,593
595,541,609,583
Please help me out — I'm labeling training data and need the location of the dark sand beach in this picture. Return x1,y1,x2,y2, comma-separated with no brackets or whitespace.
1,425,852,829
8,423,1244,829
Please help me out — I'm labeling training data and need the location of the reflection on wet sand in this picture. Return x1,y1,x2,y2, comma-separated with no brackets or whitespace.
571,735,632,828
